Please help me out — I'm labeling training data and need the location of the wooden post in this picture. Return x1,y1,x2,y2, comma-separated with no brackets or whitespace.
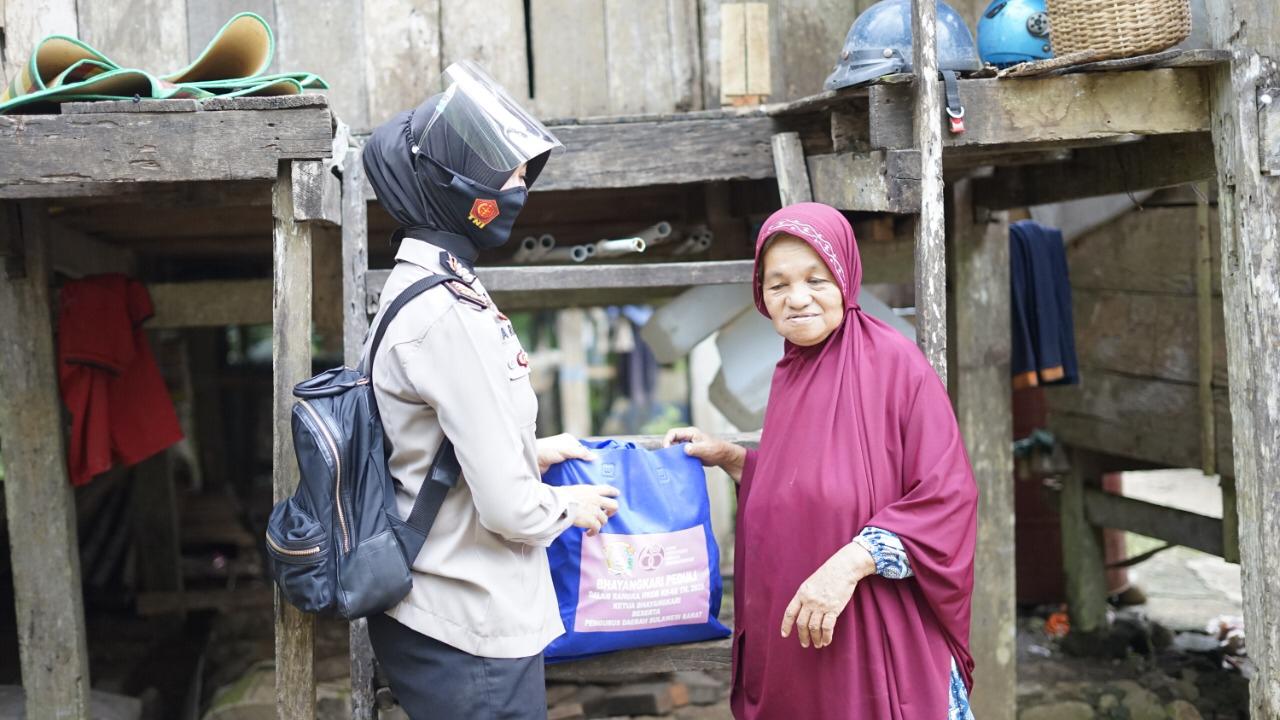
557,309,591,437
1195,181,1216,477
911,0,948,382
1060,448,1109,636
0,201,91,720
341,146,378,720
770,132,812,206
131,450,185,616
272,162,316,720
947,180,1015,719
1207,3,1280,713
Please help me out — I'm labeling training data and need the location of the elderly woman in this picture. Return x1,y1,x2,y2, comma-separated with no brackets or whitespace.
665,202,978,720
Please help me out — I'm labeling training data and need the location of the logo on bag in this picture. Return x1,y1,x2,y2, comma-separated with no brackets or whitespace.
468,198,500,228
637,544,665,572
604,541,635,575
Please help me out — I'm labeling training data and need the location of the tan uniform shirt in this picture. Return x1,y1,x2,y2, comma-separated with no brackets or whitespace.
366,238,573,658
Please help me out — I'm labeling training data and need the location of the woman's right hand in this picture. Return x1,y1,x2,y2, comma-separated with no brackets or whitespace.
559,484,620,536
663,427,748,483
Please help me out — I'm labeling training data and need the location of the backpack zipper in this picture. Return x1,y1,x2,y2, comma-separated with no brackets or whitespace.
265,532,321,557
298,399,350,554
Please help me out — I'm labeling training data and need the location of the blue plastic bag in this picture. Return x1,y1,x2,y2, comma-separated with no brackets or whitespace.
542,439,732,661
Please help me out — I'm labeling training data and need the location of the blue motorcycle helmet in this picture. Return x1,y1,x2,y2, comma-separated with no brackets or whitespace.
824,0,983,91
977,0,1054,68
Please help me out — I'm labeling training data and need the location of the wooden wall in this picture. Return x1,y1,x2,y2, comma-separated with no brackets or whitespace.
2,0,993,131
1045,203,1234,475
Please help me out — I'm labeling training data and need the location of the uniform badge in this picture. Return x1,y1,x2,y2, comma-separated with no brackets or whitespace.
468,198,500,228
445,253,476,284
516,351,530,368
444,279,490,310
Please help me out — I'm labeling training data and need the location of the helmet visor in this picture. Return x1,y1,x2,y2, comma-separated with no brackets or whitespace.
422,60,563,174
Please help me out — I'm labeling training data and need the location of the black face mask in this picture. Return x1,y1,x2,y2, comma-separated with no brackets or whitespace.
417,154,527,251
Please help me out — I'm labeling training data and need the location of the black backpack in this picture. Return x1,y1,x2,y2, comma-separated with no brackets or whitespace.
266,275,461,619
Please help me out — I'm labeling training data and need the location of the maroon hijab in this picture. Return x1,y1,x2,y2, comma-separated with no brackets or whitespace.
730,203,977,720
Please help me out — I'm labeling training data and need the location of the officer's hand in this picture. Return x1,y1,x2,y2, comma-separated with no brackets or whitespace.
536,433,598,475
662,427,748,483
560,484,620,537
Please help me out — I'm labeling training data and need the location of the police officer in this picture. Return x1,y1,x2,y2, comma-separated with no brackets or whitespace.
361,61,620,719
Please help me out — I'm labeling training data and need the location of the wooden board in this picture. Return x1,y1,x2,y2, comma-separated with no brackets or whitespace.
667,0,704,112
271,163,316,720
362,0,440,127
0,201,91,720
0,107,333,196
605,0,677,115
362,115,776,197
807,150,920,213
948,180,1014,720
273,0,368,130
771,131,812,205
1045,368,1234,475
972,133,1217,210
187,1,279,73
770,0,864,102
869,68,1211,150
1072,289,1228,388
1,0,77,89
545,638,732,682
1067,206,1222,296
440,0,529,104
292,160,342,225
78,0,188,76
1082,488,1224,558
529,0,609,119
1207,4,1280,713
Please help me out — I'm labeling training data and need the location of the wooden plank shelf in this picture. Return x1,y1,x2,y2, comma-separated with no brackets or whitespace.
0,96,334,199
365,260,756,312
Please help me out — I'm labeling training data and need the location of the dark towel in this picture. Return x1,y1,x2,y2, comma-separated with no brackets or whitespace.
1009,221,1079,389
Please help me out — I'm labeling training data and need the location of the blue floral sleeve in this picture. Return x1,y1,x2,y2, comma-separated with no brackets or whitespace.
853,526,914,579
853,526,974,720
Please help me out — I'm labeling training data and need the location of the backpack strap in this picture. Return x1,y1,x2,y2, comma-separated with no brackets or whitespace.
362,273,462,560
363,273,452,376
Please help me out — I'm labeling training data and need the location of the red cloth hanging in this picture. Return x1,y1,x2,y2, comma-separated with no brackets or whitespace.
58,274,183,486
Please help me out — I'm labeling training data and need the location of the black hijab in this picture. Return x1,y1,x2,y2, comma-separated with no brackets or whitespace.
363,94,548,263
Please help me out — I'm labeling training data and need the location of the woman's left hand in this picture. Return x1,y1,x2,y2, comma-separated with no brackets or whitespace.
781,542,877,649
536,433,598,475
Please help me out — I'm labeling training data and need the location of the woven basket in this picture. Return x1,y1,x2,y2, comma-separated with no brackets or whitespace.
1045,0,1191,61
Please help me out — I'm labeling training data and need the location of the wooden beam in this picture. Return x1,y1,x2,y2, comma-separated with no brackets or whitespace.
807,150,921,213
972,133,1216,211
869,68,1211,151
292,160,342,226
148,280,273,328
0,105,333,198
341,145,377,720
366,260,755,311
771,132,813,206
557,309,591,437
912,0,948,382
1196,181,1216,476
363,115,778,198
545,638,732,683
0,201,91,720
272,162,316,720
1060,448,1109,635
947,180,1013,719
1207,3,1280,713
1045,368,1234,475
1081,488,1224,557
